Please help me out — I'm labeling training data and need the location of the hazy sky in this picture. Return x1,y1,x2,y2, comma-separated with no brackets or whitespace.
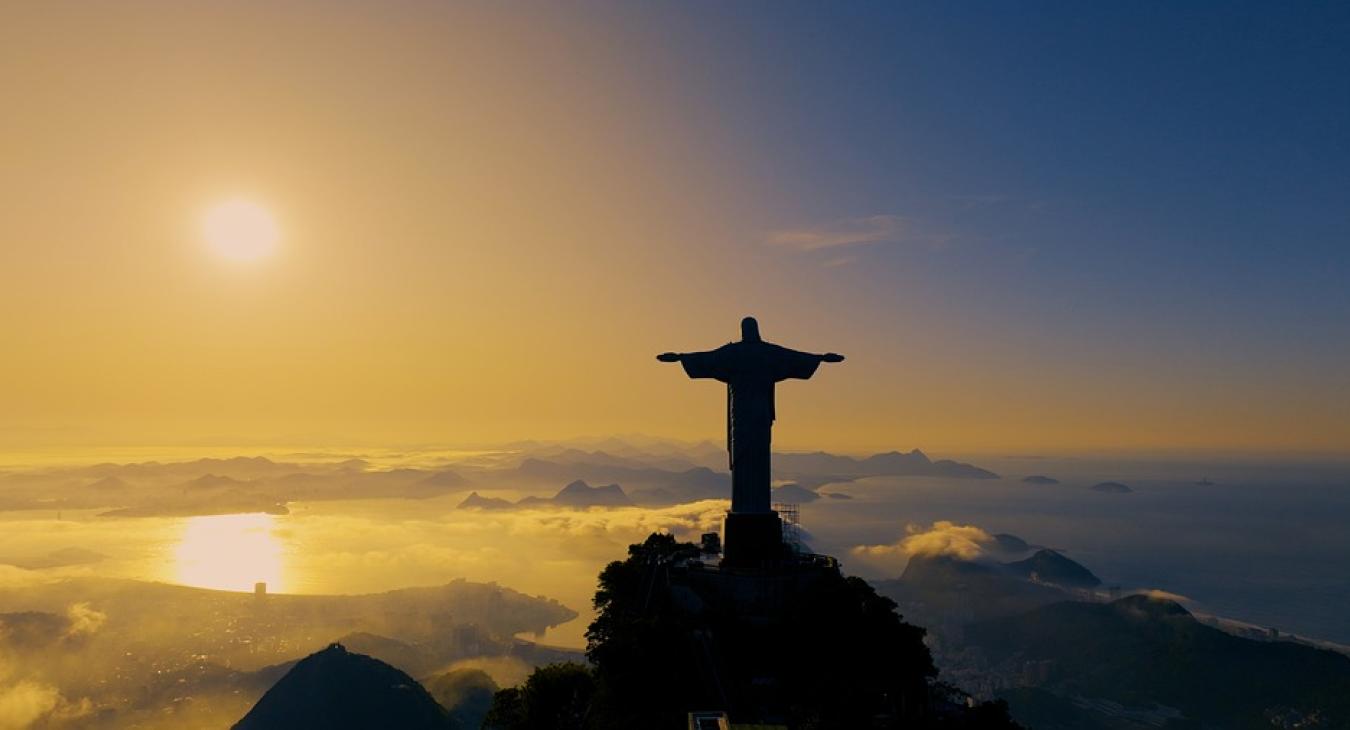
3,2,1347,454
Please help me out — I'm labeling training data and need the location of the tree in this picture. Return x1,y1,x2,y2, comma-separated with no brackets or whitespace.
487,533,1021,729
481,662,595,730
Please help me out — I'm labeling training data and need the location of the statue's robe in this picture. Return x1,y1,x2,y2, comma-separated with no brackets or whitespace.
679,341,822,513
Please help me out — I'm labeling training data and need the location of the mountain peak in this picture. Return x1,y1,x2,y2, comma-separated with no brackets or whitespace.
187,473,245,487
1112,593,1193,619
1003,549,1101,588
457,492,513,510
554,480,631,506
417,470,466,487
233,643,451,729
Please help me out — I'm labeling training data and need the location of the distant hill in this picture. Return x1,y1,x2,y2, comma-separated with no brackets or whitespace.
82,455,290,480
86,475,132,490
771,483,821,503
875,533,1350,728
98,492,289,518
775,449,999,480
627,486,678,504
1020,475,1059,485
884,549,1099,610
523,441,724,471
1003,550,1101,589
516,458,727,503
465,481,638,510
2,444,995,516
184,473,250,489
232,643,453,730
417,470,467,488
1090,481,1133,493
390,469,468,499
540,480,632,507
968,596,1350,728
990,533,1032,555
514,448,998,507
875,555,1069,630
457,492,514,510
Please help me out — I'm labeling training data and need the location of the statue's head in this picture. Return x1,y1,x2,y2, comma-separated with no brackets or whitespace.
740,316,762,343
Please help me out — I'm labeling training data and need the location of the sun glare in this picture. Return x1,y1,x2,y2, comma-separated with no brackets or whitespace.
174,513,286,593
202,198,280,261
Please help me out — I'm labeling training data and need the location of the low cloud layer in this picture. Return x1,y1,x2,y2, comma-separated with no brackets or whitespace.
62,604,105,639
1141,589,1193,604
0,681,90,730
0,602,104,729
0,680,60,730
851,520,994,567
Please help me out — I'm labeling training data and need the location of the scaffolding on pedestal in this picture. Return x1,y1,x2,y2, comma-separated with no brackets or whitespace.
773,502,801,552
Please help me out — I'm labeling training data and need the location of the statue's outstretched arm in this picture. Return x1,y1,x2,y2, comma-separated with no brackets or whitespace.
821,352,845,363
660,347,730,380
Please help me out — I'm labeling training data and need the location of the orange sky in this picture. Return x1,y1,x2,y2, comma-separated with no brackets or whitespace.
2,3,1347,457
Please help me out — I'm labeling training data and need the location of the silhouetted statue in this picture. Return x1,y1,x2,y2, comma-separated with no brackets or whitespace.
659,317,843,565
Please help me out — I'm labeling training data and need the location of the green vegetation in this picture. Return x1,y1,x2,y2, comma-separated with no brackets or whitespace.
424,668,500,730
969,596,1350,729
482,662,596,730
486,533,1020,729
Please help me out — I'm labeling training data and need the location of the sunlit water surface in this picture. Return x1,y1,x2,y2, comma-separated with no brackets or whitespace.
173,513,288,593
2,458,1348,648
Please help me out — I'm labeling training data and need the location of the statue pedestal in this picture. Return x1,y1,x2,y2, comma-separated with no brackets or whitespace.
722,511,784,569
663,542,843,723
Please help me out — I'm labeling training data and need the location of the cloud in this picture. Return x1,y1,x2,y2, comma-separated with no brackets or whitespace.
438,656,534,689
1139,589,1192,604
0,681,59,730
765,215,903,252
63,604,105,639
272,499,734,648
289,500,730,582
852,520,994,564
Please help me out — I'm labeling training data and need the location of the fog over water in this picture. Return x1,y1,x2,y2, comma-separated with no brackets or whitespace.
0,494,726,650
4,452,1346,647
827,457,1350,645
2,444,1349,728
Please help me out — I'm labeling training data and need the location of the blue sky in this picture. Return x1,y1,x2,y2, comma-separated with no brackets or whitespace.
616,2,1350,450
627,3,1350,369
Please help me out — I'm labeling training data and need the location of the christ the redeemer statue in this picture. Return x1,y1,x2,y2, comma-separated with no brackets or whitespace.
659,317,843,566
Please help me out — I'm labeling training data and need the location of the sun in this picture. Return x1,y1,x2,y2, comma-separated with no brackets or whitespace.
202,198,280,261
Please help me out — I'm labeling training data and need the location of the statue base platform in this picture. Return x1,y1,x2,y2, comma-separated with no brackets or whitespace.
722,511,785,570
663,543,843,723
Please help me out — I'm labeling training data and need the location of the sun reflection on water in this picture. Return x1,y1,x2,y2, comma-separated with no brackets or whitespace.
173,513,286,593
